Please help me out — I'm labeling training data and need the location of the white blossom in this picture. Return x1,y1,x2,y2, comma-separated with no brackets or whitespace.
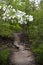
2,6,6,11
6,14,9,17
24,21,27,24
2,16,6,20
0,6,2,9
16,10,26,17
8,5,12,8
5,9,10,14
13,9,16,12
1,3,33,24
18,21,23,24
9,16,12,19
29,15,33,22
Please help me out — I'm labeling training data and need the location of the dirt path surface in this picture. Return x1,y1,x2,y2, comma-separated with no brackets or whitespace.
9,33,35,65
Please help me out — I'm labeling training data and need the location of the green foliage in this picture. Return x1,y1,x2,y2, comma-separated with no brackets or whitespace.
0,22,13,37
28,2,43,65
32,43,43,65
0,22,22,37
0,49,10,65
0,0,43,65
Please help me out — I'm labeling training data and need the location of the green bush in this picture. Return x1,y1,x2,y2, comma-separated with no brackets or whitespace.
32,42,43,65
0,23,13,37
0,49,10,65
0,22,22,37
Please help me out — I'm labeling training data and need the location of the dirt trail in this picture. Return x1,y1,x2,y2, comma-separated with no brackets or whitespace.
9,33,35,65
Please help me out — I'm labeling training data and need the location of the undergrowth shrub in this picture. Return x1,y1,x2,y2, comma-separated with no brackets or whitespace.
31,41,43,65
0,49,10,65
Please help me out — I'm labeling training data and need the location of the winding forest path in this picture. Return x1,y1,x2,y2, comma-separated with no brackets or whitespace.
9,33,35,65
